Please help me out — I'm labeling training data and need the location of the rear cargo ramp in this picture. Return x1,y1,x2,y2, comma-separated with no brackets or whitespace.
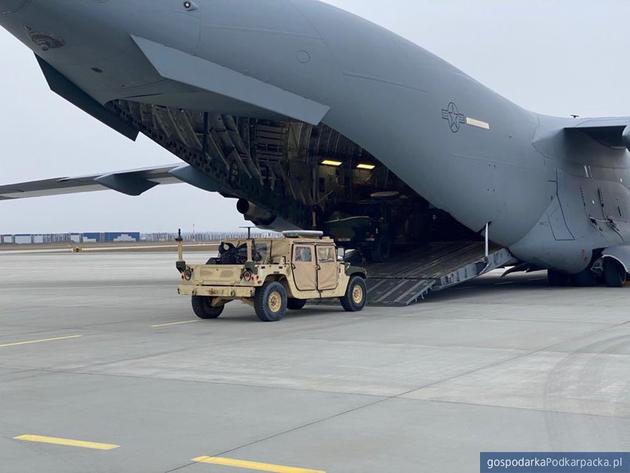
365,242,515,306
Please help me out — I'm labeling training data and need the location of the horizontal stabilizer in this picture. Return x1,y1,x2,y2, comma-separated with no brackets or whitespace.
131,36,330,126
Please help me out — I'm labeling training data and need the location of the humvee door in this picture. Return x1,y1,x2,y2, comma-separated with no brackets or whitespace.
317,245,338,290
293,244,317,291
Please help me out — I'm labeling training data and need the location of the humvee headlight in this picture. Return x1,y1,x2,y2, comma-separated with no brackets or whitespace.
242,271,253,282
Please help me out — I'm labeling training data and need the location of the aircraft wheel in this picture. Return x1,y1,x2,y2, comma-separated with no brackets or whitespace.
191,296,225,319
603,259,626,288
341,276,367,312
547,270,570,287
571,269,597,287
287,298,307,310
254,281,287,322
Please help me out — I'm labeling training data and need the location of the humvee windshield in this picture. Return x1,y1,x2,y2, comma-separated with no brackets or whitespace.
254,242,269,262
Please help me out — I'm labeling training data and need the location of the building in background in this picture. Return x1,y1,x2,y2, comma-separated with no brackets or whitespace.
81,232,141,243
0,231,279,245
0,232,140,245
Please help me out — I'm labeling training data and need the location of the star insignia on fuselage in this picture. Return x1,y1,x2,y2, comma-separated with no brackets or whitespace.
442,102,465,133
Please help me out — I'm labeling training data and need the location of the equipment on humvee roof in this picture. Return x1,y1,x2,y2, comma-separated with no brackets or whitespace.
176,230,367,322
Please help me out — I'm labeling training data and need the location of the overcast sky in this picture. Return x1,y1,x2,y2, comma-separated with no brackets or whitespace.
3,0,630,233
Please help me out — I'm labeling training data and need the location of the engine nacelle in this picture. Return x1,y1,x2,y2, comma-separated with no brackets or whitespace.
236,199,278,227
236,199,304,232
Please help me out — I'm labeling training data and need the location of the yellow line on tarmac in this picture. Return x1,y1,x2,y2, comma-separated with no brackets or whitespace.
192,456,325,473
0,335,82,348
14,434,119,451
152,320,199,328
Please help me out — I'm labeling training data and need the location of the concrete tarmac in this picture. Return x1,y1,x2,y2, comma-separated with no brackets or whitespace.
0,252,629,473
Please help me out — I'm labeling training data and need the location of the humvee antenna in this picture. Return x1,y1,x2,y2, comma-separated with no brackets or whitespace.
240,226,255,239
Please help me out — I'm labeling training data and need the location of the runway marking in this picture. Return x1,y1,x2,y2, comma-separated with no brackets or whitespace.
192,456,326,473
14,434,119,451
0,335,82,348
152,320,199,328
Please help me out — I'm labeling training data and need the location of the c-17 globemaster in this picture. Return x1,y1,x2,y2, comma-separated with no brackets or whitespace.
0,0,628,304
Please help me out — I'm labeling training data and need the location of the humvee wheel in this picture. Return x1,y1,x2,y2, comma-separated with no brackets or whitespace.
192,296,225,319
287,298,307,310
341,276,367,312
255,281,287,322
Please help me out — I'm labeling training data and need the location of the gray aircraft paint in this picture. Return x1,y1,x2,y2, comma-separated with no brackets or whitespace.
1,0,629,273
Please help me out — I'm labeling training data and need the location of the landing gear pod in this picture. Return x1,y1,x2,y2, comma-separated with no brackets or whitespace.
602,246,630,288
603,259,627,288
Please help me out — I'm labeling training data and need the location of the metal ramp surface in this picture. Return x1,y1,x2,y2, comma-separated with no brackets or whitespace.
365,242,515,306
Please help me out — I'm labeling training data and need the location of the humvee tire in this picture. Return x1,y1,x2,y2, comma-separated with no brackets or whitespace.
192,296,225,319
255,281,288,322
287,298,307,310
341,276,367,312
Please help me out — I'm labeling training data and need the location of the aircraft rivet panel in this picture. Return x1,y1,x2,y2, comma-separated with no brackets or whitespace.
0,0,26,15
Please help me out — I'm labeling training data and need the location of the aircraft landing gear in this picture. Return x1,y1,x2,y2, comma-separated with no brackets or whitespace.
547,270,571,287
549,260,628,288
603,259,627,288
571,269,598,287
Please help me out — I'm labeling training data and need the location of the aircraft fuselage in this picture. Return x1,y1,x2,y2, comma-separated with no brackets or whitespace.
2,0,630,274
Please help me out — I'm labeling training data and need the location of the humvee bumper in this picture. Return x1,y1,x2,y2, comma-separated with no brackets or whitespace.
178,285,256,298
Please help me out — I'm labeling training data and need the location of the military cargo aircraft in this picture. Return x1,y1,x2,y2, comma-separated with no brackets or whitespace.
1,0,629,304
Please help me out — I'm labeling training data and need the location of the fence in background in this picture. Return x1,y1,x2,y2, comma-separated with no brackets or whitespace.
0,231,280,245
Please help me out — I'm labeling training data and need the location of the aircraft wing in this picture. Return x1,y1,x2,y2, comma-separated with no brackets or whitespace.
0,164,226,200
564,117,630,149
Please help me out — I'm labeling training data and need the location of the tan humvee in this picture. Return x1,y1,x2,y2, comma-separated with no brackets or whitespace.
176,231,368,322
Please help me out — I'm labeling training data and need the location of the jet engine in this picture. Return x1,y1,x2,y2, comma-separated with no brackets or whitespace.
236,199,277,227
